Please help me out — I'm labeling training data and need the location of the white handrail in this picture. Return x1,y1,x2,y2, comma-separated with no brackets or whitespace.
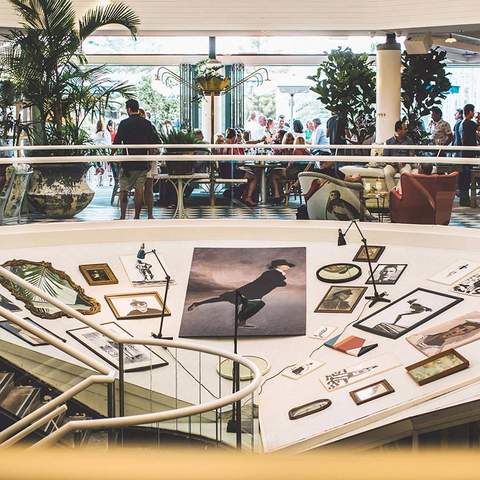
0,266,261,447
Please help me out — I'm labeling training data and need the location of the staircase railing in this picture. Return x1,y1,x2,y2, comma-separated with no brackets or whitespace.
0,265,261,448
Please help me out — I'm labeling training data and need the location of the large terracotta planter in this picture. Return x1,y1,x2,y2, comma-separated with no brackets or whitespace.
27,163,94,219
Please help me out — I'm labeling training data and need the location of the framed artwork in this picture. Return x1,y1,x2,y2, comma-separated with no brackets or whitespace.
319,354,400,392
315,286,366,314
316,263,362,284
67,322,168,372
366,264,407,285
406,349,469,386
180,247,306,337
0,317,66,346
79,263,118,286
354,288,463,339
451,269,480,296
0,292,21,312
282,360,324,380
353,245,385,263
349,379,394,405
429,260,480,286
0,260,100,319
105,292,170,320
324,333,378,357
407,311,480,357
120,250,172,285
288,399,332,420
308,325,337,340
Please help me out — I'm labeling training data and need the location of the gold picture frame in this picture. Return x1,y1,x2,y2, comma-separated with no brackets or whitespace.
315,286,367,314
353,245,385,263
105,291,171,320
79,263,118,286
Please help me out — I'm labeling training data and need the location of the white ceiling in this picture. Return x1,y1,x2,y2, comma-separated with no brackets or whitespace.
0,0,479,35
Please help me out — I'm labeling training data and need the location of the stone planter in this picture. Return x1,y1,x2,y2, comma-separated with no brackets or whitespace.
27,163,94,219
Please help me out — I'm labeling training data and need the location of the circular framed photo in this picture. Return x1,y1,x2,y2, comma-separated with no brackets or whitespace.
316,263,362,284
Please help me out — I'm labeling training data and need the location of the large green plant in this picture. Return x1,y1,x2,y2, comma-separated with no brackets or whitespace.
401,47,451,144
1,0,139,150
308,47,376,144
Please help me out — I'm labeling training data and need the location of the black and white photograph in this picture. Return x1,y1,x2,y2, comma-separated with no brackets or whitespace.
451,269,480,296
180,247,306,337
0,317,65,346
429,260,479,286
105,292,170,320
0,292,21,312
315,286,366,314
354,288,463,339
120,246,172,285
67,322,168,371
282,360,324,380
366,264,407,285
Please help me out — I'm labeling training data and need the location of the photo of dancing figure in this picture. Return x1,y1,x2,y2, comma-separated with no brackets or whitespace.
180,247,306,338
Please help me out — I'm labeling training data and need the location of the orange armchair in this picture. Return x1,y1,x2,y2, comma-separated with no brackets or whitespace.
390,172,458,225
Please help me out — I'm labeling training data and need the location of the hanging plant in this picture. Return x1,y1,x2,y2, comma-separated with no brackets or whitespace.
195,59,230,94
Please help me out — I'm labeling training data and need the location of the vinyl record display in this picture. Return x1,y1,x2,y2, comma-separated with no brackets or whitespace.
316,263,362,284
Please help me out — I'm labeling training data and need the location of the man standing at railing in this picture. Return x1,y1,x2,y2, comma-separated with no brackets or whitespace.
114,99,161,220
458,104,478,207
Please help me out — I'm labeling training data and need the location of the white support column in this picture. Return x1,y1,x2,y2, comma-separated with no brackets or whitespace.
202,95,222,142
376,33,401,144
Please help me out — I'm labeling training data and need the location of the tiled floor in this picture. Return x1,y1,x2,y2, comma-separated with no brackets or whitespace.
25,184,480,228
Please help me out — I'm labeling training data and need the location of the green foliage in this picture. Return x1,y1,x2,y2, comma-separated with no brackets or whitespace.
308,47,376,144
157,126,203,146
1,0,139,151
246,94,276,120
136,76,178,127
195,59,226,81
401,48,451,144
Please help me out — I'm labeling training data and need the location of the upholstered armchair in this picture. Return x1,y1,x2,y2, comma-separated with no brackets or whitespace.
390,172,458,225
298,172,365,221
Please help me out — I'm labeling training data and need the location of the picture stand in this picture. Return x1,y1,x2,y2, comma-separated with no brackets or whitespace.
136,244,173,341
337,221,390,308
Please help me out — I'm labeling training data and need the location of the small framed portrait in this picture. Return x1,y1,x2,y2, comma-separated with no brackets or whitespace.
0,317,66,346
316,263,362,284
67,322,168,372
406,348,469,386
349,379,394,405
79,263,118,286
288,399,331,420
367,264,407,285
353,245,385,263
315,286,367,314
105,292,170,320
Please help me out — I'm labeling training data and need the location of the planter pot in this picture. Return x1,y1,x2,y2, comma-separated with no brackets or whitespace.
27,163,94,219
197,77,230,94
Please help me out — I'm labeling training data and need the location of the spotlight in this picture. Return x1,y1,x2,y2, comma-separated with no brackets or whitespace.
445,34,457,44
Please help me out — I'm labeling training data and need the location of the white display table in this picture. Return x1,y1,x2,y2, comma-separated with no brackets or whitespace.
1,220,480,452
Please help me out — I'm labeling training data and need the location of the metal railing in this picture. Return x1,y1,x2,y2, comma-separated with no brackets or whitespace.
0,265,261,448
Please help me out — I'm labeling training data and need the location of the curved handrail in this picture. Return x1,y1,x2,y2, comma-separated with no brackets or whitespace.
0,265,261,447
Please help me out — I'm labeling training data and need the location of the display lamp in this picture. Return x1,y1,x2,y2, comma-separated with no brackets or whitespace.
136,244,173,341
337,221,390,308
445,34,457,44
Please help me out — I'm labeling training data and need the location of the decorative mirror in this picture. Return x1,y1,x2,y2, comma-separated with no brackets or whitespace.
0,260,101,319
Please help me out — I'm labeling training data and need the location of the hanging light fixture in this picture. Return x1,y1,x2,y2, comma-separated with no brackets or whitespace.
445,33,457,44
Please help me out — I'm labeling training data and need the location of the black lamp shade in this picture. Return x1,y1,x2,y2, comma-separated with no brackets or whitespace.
337,229,347,246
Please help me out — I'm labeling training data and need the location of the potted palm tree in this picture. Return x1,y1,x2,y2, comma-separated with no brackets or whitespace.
1,0,139,218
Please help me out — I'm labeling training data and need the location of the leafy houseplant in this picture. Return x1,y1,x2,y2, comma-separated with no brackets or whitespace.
158,127,207,175
195,59,230,94
1,0,139,218
308,48,376,145
401,48,452,144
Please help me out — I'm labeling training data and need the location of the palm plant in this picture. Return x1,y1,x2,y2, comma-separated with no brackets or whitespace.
1,0,139,149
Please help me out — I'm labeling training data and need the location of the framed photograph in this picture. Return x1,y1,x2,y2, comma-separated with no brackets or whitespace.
319,354,400,392
353,245,385,263
315,286,366,314
105,292,170,320
429,260,480,286
288,399,332,420
354,288,463,339
0,292,21,312
451,268,480,296
79,263,118,286
282,360,324,380
406,349,469,386
0,317,66,346
366,264,407,285
120,251,173,286
350,379,394,405
316,263,362,284
67,322,168,372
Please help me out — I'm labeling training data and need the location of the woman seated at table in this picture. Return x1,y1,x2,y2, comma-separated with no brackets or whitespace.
268,135,309,205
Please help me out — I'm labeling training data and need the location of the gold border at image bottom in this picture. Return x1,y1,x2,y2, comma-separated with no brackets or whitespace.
217,355,270,380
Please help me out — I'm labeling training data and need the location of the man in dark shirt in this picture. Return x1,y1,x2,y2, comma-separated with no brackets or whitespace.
458,104,478,205
113,99,160,219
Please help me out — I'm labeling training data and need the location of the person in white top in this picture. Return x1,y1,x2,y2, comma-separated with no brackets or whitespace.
311,118,330,155
93,119,111,186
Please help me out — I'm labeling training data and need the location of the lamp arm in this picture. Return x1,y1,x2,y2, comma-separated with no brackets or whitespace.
145,249,170,280
342,220,366,242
